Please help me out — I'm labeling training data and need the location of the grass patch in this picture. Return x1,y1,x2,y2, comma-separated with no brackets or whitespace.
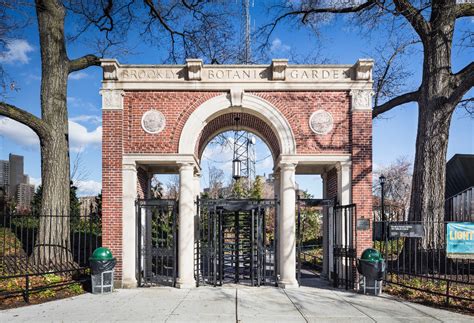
384,274,474,314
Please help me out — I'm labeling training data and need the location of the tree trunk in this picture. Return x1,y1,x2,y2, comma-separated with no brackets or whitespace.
31,0,72,267
408,100,454,249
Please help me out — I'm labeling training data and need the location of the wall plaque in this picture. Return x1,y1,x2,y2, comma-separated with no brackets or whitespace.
141,110,166,134
309,110,333,135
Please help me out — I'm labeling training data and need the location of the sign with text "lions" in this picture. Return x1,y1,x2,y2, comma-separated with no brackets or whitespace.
446,222,474,259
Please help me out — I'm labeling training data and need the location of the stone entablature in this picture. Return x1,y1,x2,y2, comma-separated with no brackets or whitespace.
100,58,373,92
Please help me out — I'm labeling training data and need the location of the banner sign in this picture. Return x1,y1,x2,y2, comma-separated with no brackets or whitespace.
447,222,474,259
389,223,424,238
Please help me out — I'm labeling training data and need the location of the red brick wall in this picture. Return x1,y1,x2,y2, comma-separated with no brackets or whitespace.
351,110,373,255
122,91,351,156
252,92,351,154
102,109,123,279
123,91,222,154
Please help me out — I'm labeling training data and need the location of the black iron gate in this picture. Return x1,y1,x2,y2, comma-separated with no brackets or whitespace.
296,198,335,283
332,204,357,289
196,199,277,286
136,199,178,287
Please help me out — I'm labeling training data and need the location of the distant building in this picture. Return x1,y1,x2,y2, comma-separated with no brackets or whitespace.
16,183,35,209
0,154,35,210
445,154,474,221
0,160,9,193
8,154,24,199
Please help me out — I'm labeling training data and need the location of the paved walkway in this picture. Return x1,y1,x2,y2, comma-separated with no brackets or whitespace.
1,281,472,322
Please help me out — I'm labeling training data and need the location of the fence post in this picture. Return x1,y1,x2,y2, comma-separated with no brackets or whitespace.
445,280,450,306
24,273,30,303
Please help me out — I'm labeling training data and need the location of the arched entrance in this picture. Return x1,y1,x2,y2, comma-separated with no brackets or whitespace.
100,58,374,289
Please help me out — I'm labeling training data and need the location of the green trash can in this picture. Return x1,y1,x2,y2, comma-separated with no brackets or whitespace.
357,248,385,295
90,247,116,294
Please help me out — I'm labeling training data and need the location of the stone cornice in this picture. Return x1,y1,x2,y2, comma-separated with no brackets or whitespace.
100,58,373,92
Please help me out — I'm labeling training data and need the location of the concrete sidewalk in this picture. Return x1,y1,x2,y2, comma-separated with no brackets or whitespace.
0,284,471,322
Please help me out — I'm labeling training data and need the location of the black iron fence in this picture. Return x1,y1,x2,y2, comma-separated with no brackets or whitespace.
373,212,473,308
0,209,101,302
445,186,473,221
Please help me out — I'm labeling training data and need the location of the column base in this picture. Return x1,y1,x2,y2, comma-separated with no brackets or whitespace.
278,279,299,289
121,278,137,289
176,280,196,289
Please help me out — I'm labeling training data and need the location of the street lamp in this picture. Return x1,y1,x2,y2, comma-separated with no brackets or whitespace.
232,158,242,180
379,174,386,239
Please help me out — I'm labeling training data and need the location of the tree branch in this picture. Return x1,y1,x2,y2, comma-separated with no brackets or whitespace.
0,102,49,139
68,54,101,73
450,62,474,103
392,0,430,41
373,90,419,118
259,1,375,49
456,3,474,18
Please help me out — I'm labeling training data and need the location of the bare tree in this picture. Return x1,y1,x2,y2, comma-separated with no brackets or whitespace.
0,0,237,267
373,157,412,219
261,0,474,248
207,166,224,199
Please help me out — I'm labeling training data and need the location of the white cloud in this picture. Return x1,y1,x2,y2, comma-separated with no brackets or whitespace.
0,117,40,149
67,96,97,111
30,177,41,187
69,71,89,80
0,39,34,64
68,121,102,152
76,180,102,196
270,38,290,53
0,117,101,152
70,115,102,125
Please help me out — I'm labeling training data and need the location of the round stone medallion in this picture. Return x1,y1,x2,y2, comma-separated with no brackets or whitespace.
309,110,333,135
141,110,166,134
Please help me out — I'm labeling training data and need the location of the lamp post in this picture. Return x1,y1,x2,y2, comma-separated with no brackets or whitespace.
232,158,242,180
379,174,386,239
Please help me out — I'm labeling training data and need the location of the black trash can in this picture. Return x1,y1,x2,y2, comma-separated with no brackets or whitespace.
357,248,385,295
89,247,116,294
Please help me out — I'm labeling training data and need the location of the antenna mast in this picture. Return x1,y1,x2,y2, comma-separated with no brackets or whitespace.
233,0,256,190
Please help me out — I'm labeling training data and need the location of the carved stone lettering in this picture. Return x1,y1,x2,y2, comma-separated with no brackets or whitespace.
141,110,166,134
309,110,334,135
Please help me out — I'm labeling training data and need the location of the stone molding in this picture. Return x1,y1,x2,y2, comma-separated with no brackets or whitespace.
141,110,166,134
178,93,297,156
272,59,288,81
186,59,203,81
350,89,374,111
229,87,244,107
101,89,124,110
100,58,373,92
309,110,334,135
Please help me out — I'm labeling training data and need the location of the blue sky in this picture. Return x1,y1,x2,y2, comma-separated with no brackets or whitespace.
0,2,472,197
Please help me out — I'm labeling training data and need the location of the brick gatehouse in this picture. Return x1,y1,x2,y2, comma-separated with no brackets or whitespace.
100,59,373,288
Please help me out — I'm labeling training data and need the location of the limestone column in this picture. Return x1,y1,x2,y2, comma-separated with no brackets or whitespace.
273,171,281,275
193,172,201,201
177,163,196,288
122,162,137,288
337,161,352,205
278,163,298,288
321,172,329,278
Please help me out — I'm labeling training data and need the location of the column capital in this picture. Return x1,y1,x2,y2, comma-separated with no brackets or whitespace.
335,161,351,172
123,162,137,172
178,162,195,172
279,162,297,171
